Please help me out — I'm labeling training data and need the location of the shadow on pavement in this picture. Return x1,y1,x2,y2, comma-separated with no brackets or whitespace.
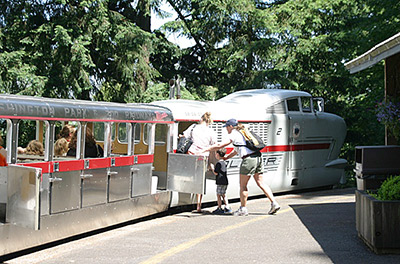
290,202,400,263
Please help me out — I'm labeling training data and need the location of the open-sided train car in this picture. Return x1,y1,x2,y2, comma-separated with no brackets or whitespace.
0,95,174,257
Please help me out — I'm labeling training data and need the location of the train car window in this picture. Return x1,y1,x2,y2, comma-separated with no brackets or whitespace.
155,124,167,145
301,97,312,113
118,123,128,143
134,123,141,144
133,123,149,154
143,124,150,145
0,119,7,150
287,98,300,111
53,121,77,160
17,120,46,162
111,122,129,156
0,119,7,164
93,122,105,142
80,124,104,158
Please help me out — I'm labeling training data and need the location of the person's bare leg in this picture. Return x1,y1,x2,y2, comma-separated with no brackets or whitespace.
222,194,228,208
253,173,275,203
196,194,203,211
240,174,251,207
254,173,280,214
217,194,222,208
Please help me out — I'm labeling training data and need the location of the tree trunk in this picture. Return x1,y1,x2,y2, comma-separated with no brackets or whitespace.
136,0,151,93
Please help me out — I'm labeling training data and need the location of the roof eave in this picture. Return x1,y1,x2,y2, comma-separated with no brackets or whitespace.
344,32,400,74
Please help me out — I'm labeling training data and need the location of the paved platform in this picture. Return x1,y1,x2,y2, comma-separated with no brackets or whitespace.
4,188,400,264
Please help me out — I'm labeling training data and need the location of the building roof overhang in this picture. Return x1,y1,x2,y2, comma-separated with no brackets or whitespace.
344,32,400,74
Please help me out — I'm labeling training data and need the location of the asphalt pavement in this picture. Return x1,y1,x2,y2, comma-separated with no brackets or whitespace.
4,187,400,264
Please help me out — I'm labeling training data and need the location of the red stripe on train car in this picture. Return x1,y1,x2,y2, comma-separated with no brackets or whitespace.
114,156,133,167
15,154,154,174
225,143,330,154
137,154,154,164
265,143,331,152
57,159,85,172
17,162,51,174
88,158,111,169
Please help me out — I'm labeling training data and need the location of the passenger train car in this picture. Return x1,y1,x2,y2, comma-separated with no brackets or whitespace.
0,89,346,258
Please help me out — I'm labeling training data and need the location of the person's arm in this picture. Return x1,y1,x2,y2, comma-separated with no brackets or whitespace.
211,162,218,175
223,149,238,160
206,139,232,152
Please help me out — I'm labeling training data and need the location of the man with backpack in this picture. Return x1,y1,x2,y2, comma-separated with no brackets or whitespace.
205,118,280,216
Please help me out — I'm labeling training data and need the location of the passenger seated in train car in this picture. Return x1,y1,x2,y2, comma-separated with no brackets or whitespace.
17,146,26,154
0,136,7,166
58,124,75,142
54,138,68,156
67,128,104,158
25,140,44,155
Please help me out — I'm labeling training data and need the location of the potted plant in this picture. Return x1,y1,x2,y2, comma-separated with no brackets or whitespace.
356,176,400,254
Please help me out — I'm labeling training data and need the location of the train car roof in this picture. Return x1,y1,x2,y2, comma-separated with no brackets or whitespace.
217,89,310,104
153,89,311,122
0,94,173,122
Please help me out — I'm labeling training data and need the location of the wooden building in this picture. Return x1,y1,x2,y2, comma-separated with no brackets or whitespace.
345,32,400,145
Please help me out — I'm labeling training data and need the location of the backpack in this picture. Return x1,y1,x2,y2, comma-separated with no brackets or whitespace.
234,128,266,152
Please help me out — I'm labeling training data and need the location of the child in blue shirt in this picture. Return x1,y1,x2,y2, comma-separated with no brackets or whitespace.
211,148,232,214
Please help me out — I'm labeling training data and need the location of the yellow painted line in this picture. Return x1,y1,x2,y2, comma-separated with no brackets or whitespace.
140,195,354,264
140,213,279,264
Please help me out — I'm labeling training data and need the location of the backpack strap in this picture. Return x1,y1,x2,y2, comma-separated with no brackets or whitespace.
189,124,196,139
232,129,250,148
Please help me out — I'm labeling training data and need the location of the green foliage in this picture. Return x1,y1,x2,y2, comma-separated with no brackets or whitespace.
372,176,400,201
1,0,400,167
0,0,175,102
140,82,200,103
141,83,170,103
164,0,399,165
18,120,37,149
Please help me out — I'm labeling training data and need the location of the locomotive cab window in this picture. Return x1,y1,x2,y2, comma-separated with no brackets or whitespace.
287,98,300,112
301,97,312,113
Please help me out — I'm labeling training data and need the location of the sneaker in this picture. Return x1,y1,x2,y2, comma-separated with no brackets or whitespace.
212,208,224,215
233,206,248,216
268,202,280,215
224,207,233,214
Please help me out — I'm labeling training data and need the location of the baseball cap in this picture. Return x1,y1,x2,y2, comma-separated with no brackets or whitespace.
223,118,238,127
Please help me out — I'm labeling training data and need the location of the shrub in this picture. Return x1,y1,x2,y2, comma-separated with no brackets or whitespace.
373,175,400,201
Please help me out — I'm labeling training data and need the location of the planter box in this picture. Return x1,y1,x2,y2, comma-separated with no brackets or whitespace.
355,145,400,190
356,190,400,254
